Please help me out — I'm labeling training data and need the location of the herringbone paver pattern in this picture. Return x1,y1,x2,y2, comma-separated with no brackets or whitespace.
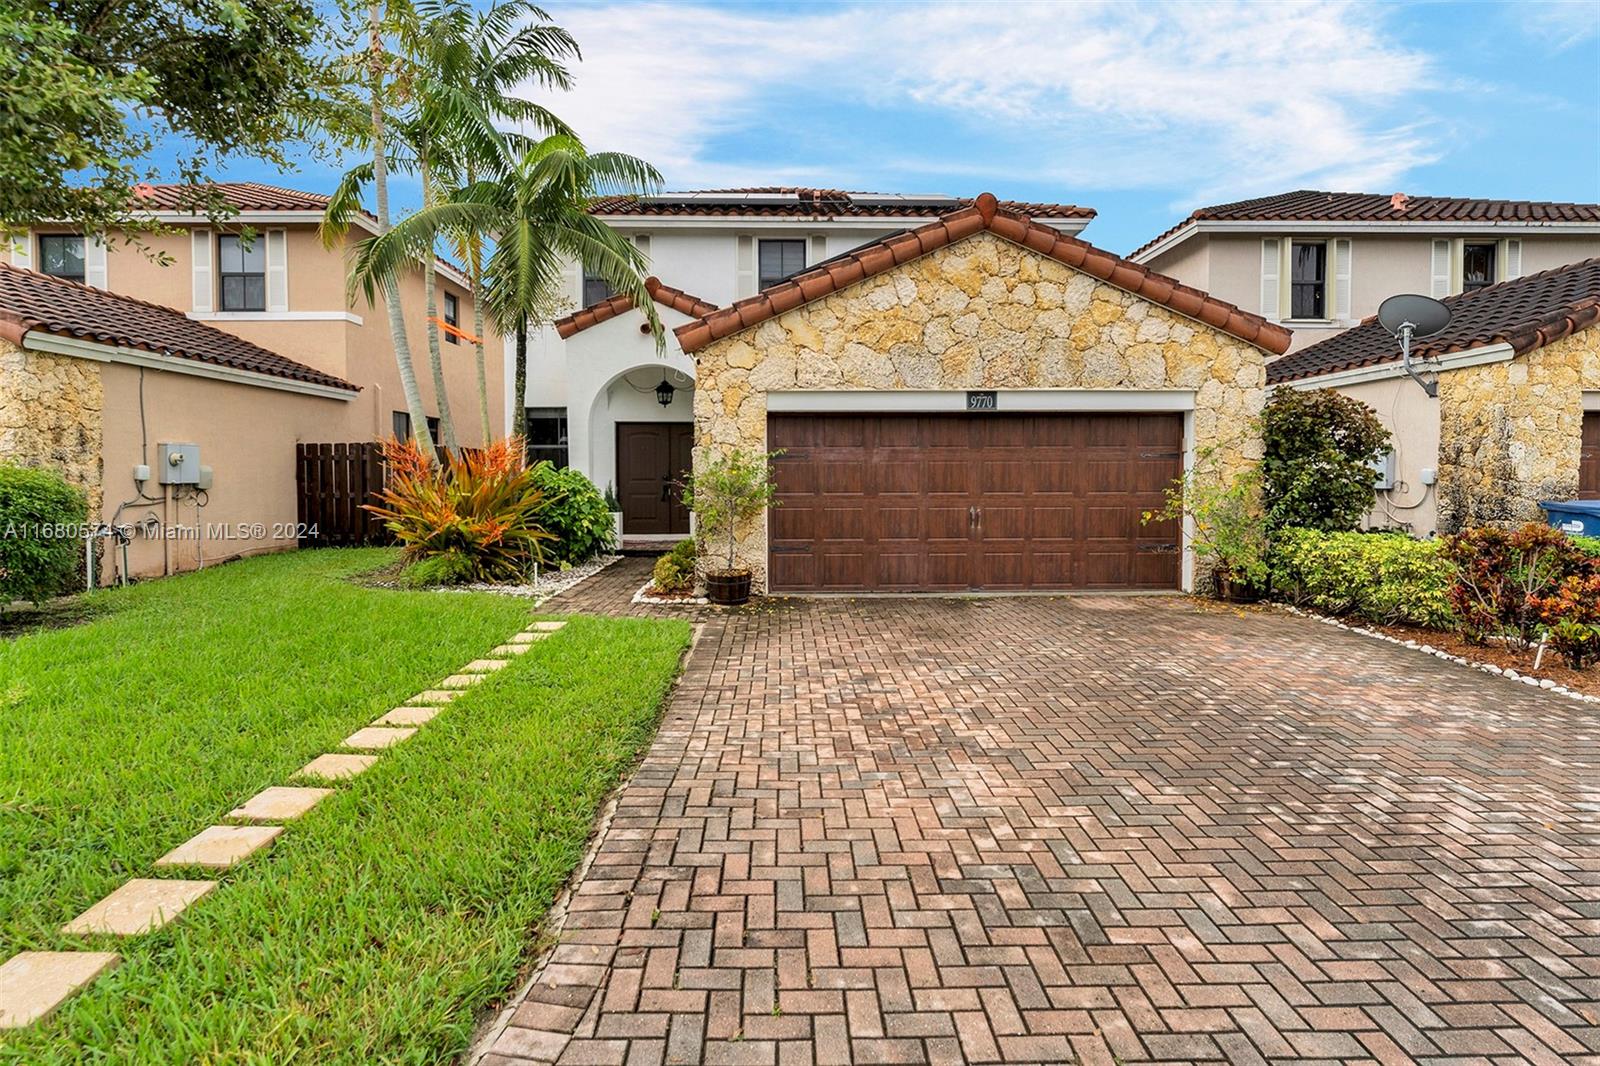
484,592,1600,1065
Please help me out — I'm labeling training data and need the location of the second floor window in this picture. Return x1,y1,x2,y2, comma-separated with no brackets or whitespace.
758,239,806,289
39,235,86,282
218,234,266,312
443,292,460,344
1289,241,1327,320
1463,243,1497,292
583,269,613,307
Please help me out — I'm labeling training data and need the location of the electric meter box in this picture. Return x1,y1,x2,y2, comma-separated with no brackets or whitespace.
157,442,201,485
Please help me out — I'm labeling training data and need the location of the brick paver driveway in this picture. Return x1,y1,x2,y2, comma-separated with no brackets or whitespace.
481,585,1600,1065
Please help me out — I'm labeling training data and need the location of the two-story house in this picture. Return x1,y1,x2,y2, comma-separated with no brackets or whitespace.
534,188,1094,539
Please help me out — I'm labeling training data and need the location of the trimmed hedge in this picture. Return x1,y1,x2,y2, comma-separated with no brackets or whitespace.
1269,528,1456,629
0,463,88,604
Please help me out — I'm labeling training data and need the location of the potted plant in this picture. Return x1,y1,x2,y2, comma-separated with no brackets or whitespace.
682,448,781,606
603,481,623,541
1144,465,1269,602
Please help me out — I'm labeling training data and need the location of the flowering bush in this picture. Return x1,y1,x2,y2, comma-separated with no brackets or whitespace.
1531,572,1600,669
1441,523,1591,647
365,436,553,585
1269,529,1456,629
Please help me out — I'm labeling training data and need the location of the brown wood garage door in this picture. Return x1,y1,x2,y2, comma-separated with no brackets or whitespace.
1582,413,1600,497
768,412,1183,592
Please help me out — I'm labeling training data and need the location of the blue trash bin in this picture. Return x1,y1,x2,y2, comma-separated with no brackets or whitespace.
1539,499,1600,536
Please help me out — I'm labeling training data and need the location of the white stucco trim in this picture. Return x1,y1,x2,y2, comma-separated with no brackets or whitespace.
1582,392,1600,412
1132,219,1600,264
188,310,363,325
766,389,1198,413
23,332,359,401
1279,342,1515,390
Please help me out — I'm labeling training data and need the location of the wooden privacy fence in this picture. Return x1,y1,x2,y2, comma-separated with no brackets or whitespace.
296,442,389,546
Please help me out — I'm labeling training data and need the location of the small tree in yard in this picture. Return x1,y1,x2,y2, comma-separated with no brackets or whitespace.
683,449,781,576
1261,387,1390,531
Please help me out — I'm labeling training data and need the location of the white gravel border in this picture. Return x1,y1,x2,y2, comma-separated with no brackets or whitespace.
1275,603,1600,706
454,554,620,605
631,579,708,607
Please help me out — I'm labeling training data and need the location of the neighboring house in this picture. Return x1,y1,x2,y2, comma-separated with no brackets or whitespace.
1269,258,1600,536
8,181,504,449
669,193,1290,594
0,264,360,581
536,188,1095,537
1131,190,1600,353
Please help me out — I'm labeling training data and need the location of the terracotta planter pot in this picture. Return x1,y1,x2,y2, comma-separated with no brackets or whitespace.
705,569,752,606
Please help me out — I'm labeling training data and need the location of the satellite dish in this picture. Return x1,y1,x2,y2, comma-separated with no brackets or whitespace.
1377,294,1451,338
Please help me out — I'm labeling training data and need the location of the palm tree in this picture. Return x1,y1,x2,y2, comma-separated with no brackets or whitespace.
348,134,663,442
404,0,577,444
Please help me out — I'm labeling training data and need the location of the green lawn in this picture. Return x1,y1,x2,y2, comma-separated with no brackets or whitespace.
0,548,690,1062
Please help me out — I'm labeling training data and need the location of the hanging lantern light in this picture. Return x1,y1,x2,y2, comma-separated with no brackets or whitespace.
655,376,676,407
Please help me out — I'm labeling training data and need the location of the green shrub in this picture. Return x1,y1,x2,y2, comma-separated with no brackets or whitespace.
0,463,89,604
651,539,697,594
1570,534,1600,558
398,552,476,588
1261,387,1390,532
1441,523,1590,646
1269,528,1456,629
1146,466,1269,595
531,463,616,566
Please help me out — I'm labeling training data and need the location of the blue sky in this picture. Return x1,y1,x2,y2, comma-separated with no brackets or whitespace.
199,0,1599,255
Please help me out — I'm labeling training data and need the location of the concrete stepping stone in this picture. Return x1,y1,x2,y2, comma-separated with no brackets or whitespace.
412,689,464,704
0,951,120,1029
491,643,532,655
530,620,566,631
155,825,282,870
298,753,378,781
438,674,484,689
374,706,439,726
505,632,541,644
61,879,215,936
228,786,333,822
461,659,509,673
343,726,415,750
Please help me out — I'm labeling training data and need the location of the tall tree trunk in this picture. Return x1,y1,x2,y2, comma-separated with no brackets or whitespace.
469,245,490,442
513,319,528,441
420,156,458,451
369,3,433,455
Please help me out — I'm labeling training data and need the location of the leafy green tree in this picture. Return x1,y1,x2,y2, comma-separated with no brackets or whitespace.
1261,387,1391,532
1,0,331,239
347,134,662,440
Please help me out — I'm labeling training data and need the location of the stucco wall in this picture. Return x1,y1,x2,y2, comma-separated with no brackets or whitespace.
1437,328,1600,532
0,338,103,514
693,231,1269,591
1330,377,1440,535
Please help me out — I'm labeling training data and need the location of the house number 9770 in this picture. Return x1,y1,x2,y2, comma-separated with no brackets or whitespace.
966,390,998,412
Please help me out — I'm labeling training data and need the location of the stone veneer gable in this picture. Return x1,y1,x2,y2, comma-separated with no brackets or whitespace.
1437,325,1600,532
692,231,1269,591
0,337,103,515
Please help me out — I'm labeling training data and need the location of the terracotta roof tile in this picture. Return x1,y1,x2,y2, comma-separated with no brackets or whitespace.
674,194,1291,356
0,265,358,391
589,188,1093,221
553,277,719,339
135,182,332,213
1267,257,1600,384
1134,189,1600,259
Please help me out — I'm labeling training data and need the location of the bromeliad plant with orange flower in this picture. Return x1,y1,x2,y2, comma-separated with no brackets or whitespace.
364,436,555,586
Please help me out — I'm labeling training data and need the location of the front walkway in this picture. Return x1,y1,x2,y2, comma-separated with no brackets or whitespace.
480,590,1600,1065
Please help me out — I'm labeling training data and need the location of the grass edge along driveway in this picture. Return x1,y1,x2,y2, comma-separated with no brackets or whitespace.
0,548,691,1063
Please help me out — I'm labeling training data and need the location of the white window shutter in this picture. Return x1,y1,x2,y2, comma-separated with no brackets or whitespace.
736,235,756,298
265,229,288,311
809,234,827,270
1504,239,1522,281
634,233,651,267
1259,239,1280,320
11,232,31,270
191,229,214,312
1429,239,1451,299
84,235,108,289
1332,239,1352,321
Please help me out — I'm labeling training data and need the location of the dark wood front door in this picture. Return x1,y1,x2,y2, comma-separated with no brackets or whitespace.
767,412,1182,592
1582,413,1600,497
617,422,692,534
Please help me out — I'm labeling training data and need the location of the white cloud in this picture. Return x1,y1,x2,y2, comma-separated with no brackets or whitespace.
1515,0,1599,50
525,0,1440,202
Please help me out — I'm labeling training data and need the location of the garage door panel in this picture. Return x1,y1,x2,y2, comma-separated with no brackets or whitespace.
771,505,816,540
768,412,1182,593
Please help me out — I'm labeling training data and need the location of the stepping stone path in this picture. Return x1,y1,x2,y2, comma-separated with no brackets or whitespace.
156,825,282,870
0,618,568,1029
61,879,215,936
298,753,379,781
342,726,415,750
229,786,332,821
0,952,120,1029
